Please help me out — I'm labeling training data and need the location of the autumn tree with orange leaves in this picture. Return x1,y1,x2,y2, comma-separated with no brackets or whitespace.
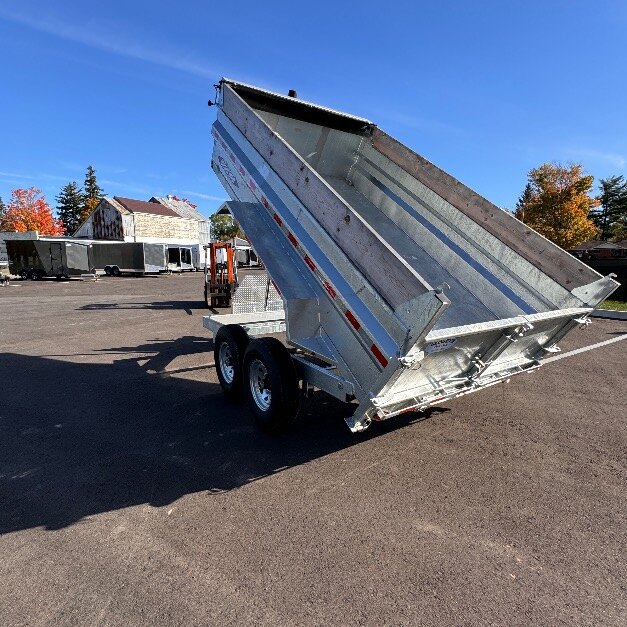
514,163,598,249
0,187,64,235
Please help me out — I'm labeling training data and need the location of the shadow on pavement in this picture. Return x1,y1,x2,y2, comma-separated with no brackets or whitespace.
0,336,443,534
77,301,206,315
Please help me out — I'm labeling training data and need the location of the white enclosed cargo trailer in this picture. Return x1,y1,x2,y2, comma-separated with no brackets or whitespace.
203,78,619,433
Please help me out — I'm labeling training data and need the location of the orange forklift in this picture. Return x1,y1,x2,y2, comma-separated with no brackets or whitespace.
203,242,237,308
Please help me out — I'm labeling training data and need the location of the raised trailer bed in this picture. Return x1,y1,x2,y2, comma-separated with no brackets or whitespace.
204,79,619,433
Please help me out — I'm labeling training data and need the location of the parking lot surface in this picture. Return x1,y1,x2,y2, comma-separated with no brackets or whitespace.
1,274,625,626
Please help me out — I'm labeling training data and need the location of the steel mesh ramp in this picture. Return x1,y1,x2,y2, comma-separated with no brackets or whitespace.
232,272,283,314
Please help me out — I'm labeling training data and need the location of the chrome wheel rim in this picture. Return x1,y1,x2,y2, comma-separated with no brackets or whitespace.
218,342,235,384
249,358,271,411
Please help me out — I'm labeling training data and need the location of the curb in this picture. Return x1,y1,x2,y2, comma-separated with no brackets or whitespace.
591,309,627,321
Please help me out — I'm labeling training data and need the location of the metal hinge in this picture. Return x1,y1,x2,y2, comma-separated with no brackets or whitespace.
467,322,533,380
399,350,425,368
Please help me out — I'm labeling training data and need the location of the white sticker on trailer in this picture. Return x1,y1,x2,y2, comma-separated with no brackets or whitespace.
425,338,457,354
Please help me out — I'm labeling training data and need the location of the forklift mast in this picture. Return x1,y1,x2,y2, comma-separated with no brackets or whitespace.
204,242,237,308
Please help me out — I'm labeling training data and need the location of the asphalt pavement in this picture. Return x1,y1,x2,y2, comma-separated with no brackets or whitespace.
0,274,625,626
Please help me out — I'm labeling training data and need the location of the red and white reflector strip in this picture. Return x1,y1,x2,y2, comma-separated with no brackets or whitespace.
212,127,390,371
344,310,361,331
370,344,389,369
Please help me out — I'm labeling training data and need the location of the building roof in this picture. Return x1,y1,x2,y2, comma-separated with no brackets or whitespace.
151,196,207,222
114,196,180,217
570,239,627,251
569,239,605,251
104,197,129,214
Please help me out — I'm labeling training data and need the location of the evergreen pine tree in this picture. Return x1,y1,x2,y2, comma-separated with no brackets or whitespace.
56,182,85,235
515,183,534,224
591,175,627,240
82,165,104,222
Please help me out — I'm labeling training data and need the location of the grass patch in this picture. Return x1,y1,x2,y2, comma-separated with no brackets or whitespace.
599,299,627,311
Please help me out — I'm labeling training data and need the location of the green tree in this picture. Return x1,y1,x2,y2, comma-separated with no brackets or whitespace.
209,212,243,241
591,175,627,240
56,181,85,235
514,162,598,249
82,165,104,221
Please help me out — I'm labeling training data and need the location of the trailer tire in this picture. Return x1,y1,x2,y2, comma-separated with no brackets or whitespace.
112,266,121,277
214,324,249,400
19,270,30,281
243,337,299,433
104,266,112,276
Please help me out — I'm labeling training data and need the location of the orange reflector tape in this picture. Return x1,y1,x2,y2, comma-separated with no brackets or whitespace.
345,310,361,331
287,232,298,247
370,344,388,368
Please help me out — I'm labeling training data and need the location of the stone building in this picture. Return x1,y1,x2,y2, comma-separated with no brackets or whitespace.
150,195,211,245
74,196,202,245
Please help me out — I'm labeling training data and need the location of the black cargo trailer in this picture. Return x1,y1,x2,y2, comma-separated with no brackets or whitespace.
91,242,167,276
6,239,93,279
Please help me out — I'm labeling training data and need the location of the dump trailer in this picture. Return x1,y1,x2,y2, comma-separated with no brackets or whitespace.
203,79,619,433
91,242,167,276
6,239,93,279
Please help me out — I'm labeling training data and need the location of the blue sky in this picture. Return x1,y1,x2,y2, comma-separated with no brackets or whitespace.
1,1,626,218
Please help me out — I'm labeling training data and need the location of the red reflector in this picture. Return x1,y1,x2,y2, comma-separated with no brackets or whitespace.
304,255,316,271
273,213,282,226
370,344,388,368
344,310,360,331
261,197,269,208
322,281,336,299
287,232,298,247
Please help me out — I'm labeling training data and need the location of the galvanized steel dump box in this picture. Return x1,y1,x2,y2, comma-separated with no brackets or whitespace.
204,79,619,432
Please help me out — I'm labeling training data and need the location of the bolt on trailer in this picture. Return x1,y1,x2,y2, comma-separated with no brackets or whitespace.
203,78,619,433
